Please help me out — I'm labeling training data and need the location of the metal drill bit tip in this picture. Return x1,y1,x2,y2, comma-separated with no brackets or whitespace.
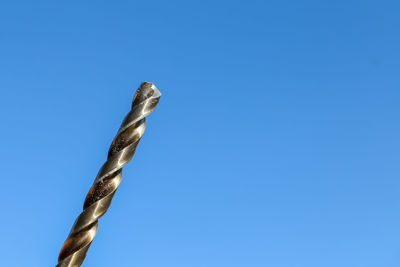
56,82,161,267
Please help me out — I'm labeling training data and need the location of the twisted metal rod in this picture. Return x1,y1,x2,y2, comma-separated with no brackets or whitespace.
56,82,161,267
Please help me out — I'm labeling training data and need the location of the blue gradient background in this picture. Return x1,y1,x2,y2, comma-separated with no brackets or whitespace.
0,1,399,266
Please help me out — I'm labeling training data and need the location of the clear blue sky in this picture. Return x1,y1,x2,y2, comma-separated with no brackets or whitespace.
0,1,399,266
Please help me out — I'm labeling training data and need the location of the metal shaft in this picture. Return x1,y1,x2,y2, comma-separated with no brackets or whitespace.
56,82,161,267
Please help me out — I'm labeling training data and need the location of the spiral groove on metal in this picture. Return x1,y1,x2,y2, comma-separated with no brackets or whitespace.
56,82,161,267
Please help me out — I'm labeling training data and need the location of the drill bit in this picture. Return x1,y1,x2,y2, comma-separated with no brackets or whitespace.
56,82,161,267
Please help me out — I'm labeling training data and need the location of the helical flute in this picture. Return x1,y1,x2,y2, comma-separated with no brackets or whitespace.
56,82,161,266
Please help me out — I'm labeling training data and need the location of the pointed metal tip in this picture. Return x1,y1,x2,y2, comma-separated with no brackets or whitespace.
132,82,161,107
